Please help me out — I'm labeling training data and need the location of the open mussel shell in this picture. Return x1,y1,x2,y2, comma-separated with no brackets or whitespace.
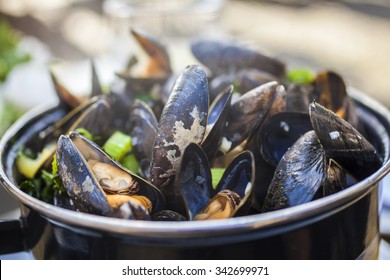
56,131,165,215
50,70,84,110
50,60,105,110
258,111,312,166
174,143,212,220
174,143,254,220
213,149,255,217
130,28,172,78
220,81,280,153
56,134,112,215
91,60,104,98
309,102,382,180
285,84,312,113
321,159,356,197
262,130,326,212
312,71,358,128
126,99,158,179
201,85,233,162
208,73,235,102
66,98,112,143
17,97,112,180
150,65,209,195
116,29,172,94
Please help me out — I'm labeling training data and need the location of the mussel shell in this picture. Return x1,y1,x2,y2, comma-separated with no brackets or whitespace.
105,91,134,131
91,60,104,97
174,143,213,220
175,143,255,220
258,111,312,166
117,74,166,94
67,98,112,143
309,102,382,180
262,84,286,119
312,71,358,127
285,84,312,113
221,81,279,152
23,97,112,178
56,134,112,215
127,99,158,177
321,159,355,197
235,68,277,94
150,65,209,192
50,70,84,110
39,96,102,143
130,28,172,77
58,131,165,214
151,210,187,221
215,150,255,217
312,71,346,113
190,38,285,77
209,73,235,102
201,85,233,163
262,130,326,212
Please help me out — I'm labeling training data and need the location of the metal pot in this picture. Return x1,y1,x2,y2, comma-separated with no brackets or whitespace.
1,89,389,259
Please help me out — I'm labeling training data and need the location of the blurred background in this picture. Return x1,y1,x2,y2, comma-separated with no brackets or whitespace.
0,0,390,259
0,0,389,112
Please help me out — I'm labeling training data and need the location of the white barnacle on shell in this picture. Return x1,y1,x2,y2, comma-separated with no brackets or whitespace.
160,106,206,178
82,176,95,193
329,131,341,140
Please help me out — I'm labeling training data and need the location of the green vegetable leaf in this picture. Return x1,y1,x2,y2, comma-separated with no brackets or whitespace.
120,153,139,174
103,131,133,161
211,168,225,190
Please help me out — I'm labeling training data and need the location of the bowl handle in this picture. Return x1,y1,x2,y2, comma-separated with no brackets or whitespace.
0,218,25,254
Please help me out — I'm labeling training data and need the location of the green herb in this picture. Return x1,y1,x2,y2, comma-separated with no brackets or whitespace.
19,173,56,202
20,179,40,198
286,68,315,85
0,20,31,83
19,154,65,203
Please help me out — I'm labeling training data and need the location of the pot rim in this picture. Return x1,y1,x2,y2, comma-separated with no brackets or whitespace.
1,88,389,239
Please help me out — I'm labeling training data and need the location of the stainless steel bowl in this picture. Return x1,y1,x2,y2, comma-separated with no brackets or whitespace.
0,89,389,259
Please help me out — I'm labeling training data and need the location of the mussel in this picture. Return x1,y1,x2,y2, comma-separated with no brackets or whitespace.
261,102,380,212
56,131,165,218
191,38,286,78
174,143,255,220
150,65,209,206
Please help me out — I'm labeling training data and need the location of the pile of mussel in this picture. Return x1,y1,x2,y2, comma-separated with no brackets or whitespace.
16,29,383,222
